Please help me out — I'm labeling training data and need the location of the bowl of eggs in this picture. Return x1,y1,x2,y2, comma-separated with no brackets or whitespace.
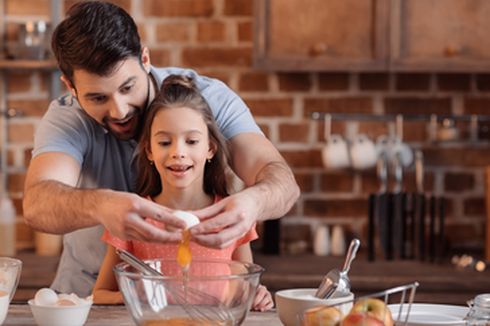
28,288,92,326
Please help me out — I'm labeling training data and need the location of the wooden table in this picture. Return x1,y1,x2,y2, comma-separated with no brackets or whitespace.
4,304,282,325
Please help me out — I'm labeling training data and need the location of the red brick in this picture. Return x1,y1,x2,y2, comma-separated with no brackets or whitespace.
463,97,490,115
238,72,269,92
278,73,312,92
304,199,368,217
316,121,347,142
437,73,471,91
293,172,314,193
245,98,293,117
464,197,485,216
384,97,452,116
282,223,311,243
445,223,481,244
148,49,171,67
197,21,226,43
444,172,475,192
257,123,270,139
402,121,428,142
318,73,349,91
156,23,191,42
7,173,25,193
476,74,490,91
181,47,252,67
195,70,231,85
223,0,253,16
395,73,430,91
304,97,373,117
136,23,148,43
7,99,50,117
279,122,309,142
401,171,435,193
320,172,355,192
7,150,15,167
357,121,389,140
359,73,389,91
280,149,322,168
143,0,214,17
24,148,33,167
237,21,252,42
65,0,131,13
7,72,32,93
6,0,49,15
8,123,35,143
424,147,490,167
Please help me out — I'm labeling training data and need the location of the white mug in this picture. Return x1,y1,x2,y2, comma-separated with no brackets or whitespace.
350,134,378,170
322,135,350,169
376,136,413,168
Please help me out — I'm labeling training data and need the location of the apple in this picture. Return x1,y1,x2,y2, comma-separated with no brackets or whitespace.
349,298,393,326
302,305,342,326
342,312,384,326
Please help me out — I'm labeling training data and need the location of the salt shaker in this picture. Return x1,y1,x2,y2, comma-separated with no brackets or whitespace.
465,294,490,325
313,225,330,256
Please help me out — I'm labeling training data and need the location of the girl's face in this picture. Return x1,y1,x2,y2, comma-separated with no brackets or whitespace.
146,107,215,192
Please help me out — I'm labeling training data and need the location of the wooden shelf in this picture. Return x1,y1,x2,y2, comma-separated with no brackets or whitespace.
0,59,58,70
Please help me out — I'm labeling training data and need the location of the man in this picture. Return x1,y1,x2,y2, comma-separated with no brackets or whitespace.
23,1,299,296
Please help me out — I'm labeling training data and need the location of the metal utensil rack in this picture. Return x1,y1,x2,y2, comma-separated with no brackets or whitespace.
303,282,419,325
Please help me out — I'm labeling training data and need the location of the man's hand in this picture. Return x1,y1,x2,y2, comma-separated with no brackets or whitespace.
95,190,187,243
190,189,260,248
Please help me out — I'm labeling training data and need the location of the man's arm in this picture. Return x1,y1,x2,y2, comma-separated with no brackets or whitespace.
190,133,299,248
23,152,186,241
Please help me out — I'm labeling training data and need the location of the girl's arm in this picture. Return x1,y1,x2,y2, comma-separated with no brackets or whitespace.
92,245,124,304
232,243,274,312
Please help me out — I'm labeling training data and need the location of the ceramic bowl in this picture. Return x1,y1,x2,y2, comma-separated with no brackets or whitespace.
275,288,354,326
28,299,92,326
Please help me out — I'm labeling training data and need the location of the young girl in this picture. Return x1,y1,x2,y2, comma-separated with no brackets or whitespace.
92,75,273,311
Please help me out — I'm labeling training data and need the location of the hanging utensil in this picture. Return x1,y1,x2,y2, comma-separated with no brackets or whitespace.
314,238,361,299
414,151,426,261
376,152,390,260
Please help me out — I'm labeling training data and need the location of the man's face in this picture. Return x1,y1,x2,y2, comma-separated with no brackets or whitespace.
70,58,150,140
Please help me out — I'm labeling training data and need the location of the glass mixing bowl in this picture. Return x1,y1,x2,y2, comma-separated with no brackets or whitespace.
114,259,264,326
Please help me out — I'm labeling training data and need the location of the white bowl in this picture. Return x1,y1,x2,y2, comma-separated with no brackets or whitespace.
275,289,354,326
28,299,92,326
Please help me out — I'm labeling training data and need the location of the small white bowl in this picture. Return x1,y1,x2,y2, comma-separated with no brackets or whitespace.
275,288,354,326
28,299,92,326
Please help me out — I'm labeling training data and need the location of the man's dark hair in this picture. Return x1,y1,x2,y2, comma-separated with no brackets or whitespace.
51,1,142,85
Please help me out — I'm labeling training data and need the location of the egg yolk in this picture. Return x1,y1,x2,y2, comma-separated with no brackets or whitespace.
177,229,192,270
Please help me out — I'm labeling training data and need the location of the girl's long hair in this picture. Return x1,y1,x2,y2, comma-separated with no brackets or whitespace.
135,75,230,198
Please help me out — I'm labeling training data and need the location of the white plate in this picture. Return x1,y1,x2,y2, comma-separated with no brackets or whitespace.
388,303,469,326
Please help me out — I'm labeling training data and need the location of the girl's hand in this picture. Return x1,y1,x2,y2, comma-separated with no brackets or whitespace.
251,284,274,312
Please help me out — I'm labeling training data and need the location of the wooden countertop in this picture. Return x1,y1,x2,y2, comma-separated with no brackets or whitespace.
13,251,490,306
4,305,281,325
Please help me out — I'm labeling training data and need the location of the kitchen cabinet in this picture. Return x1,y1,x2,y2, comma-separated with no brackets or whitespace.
391,0,490,72
254,0,490,72
253,0,390,71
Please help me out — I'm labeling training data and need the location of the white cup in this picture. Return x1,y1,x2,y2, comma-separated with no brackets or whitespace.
376,136,413,168
350,134,378,170
322,135,350,169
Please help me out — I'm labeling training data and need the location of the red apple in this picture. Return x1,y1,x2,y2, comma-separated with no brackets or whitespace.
349,298,393,326
302,305,342,326
342,312,384,326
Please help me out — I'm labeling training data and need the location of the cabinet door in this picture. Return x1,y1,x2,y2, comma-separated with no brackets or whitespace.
254,0,389,71
391,0,490,71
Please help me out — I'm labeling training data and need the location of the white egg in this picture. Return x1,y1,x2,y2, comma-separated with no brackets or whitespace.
34,288,58,306
174,210,200,228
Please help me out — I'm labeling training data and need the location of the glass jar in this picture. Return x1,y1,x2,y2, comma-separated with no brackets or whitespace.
465,294,490,325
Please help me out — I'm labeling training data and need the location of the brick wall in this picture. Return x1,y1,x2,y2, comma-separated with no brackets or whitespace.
3,0,490,254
